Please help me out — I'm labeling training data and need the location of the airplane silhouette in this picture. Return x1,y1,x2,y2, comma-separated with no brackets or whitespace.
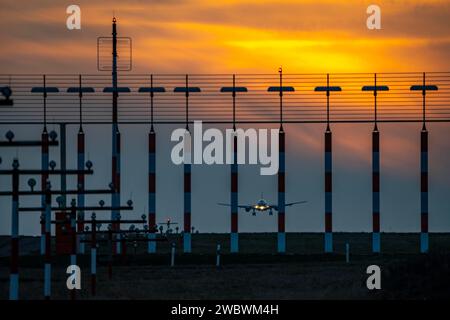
218,194,307,216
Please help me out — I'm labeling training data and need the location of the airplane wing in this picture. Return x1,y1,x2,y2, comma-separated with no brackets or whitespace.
285,201,307,206
268,201,307,210
217,203,232,207
217,203,253,210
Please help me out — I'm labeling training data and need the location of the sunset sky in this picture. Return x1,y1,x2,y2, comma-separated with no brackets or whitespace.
1,0,450,73
1,0,450,236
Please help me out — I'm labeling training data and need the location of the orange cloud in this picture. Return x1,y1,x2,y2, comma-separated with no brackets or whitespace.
0,0,449,73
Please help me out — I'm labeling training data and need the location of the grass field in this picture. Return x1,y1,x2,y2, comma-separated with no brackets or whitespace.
0,233,449,300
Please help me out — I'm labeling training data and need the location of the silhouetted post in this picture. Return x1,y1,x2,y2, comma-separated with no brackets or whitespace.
278,129,286,253
10,159,19,300
118,213,127,261
184,76,191,254
362,75,389,253
60,124,67,208
221,76,248,253
171,243,176,267
174,76,201,253
372,128,380,252
278,68,286,254
43,180,52,299
345,243,350,263
420,128,428,253
41,98,49,255
31,77,60,255
148,125,156,253
216,244,221,267
77,78,86,254
230,76,239,255
183,128,192,253
111,17,121,254
108,226,113,279
31,76,61,297
1,163,100,300
67,77,95,255
268,69,294,253
77,128,85,254
120,225,126,259
70,199,77,300
410,73,438,253
277,69,286,253
91,216,97,296
231,131,238,253
324,127,332,253
1,135,61,300
315,74,341,253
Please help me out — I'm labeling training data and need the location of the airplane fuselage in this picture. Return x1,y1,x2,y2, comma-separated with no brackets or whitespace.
254,206,269,211
217,197,306,216
254,200,269,211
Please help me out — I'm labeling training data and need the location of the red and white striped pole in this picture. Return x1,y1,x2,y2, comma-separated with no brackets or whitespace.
77,75,86,255
91,215,97,296
420,73,429,254
371,77,381,253
268,70,294,253
174,75,200,253
43,180,52,299
220,78,247,253
40,75,49,255
70,199,77,300
41,130,49,255
372,127,380,252
278,129,286,253
184,76,192,253
148,127,156,253
231,78,239,253
77,128,85,254
112,118,121,255
277,69,286,253
324,126,332,253
315,74,341,253
362,76,389,253
108,226,113,279
148,75,157,253
138,78,166,254
231,132,238,252
116,130,123,254
183,127,192,253
111,17,122,254
10,159,19,300
410,73,438,253
420,127,428,253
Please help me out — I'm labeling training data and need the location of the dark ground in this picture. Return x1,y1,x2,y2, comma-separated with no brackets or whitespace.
0,233,449,300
